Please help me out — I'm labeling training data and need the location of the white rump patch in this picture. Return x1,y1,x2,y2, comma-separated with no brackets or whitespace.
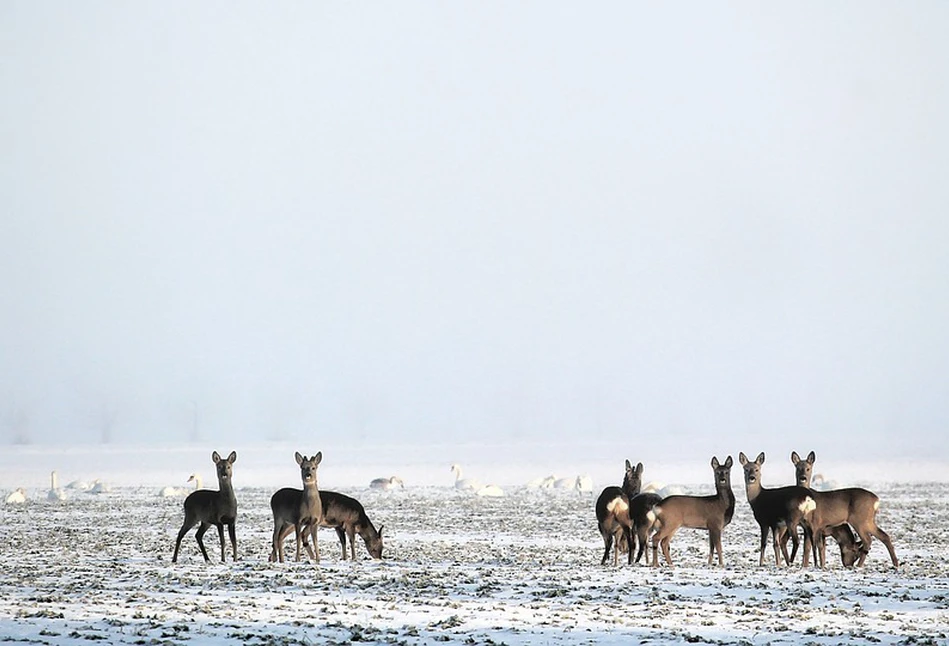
874,499,880,511
647,509,658,523
800,496,817,515
607,497,629,514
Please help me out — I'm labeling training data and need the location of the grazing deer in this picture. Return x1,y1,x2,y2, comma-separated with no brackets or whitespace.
739,452,816,567
791,451,899,568
786,450,862,567
172,450,238,563
594,459,642,566
650,456,735,567
270,452,324,563
271,490,385,561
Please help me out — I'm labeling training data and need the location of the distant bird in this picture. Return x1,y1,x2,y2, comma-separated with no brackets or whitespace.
5,488,26,504
475,483,505,497
811,474,839,491
48,471,66,501
160,474,200,497
642,481,686,498
88,479,111,494
575,474,594,493
370,476,404,490
66,478,91,491
553,477,576,490
450,464,482,492
527,474,557,489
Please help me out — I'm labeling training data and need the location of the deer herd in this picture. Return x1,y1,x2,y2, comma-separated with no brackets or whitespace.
170,448,899,570
596,450,900,569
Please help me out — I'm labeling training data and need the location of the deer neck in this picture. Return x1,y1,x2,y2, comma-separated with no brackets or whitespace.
302,478,319,500
217,474,236,503
743,479,762,504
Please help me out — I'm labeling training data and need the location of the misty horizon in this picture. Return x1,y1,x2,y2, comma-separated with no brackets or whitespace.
2,4,947,464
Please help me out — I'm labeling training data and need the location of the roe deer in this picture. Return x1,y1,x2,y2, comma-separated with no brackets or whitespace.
739,452,815,567
650,456,735,567
787,450,862,567
172,450,238,563
793,451,899,568
271,490,384,561
594,459,641,565
270,452,323,563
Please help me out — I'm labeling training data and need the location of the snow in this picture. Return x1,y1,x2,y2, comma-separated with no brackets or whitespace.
1,444,947,645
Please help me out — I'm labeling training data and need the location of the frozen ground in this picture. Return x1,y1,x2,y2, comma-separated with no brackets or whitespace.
1,444,948,645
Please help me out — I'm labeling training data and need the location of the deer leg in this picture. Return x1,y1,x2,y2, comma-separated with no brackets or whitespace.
334,527,346,560
296,523,317,561
172,515,197,563
650,525,664,567
227,521,237,561
660,534,675,566
601,530,613,566
757,525,768,566
308,522,320,563
216,522,226,563
272,522,292,562
783,530,795,564
634,525,648,564
195,522,211,562
708,528,723,567
772,525,784,566
871,526,899,567
780,522,797,566
347,527,357,561
294,524,304,562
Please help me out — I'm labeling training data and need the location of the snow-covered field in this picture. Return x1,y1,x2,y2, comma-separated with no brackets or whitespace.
1,444,948,645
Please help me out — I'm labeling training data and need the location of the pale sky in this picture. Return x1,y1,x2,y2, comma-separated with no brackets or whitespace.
2,2,948,463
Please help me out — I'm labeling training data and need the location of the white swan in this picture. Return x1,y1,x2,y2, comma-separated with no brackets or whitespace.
553,476,576,489
370,476,404,490
160,473,202,497
450,464,482,491
642,481,686,498
5,488,26,504
575,474,594,493
811,474,838,491
48,471,66,501
475,483,505,497
527,474,557,489
87,479,111,494
66,479,91,491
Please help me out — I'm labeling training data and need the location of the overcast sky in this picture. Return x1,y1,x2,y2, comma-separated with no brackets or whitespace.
2,3,947,463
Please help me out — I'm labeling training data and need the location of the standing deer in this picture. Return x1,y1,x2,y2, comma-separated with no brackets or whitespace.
594,459,642,566
788,450,863,567
172,450,238,563
270,452,323,563
791,451,899,568
271,490,384,561
650,456,735,567
739,452,815,567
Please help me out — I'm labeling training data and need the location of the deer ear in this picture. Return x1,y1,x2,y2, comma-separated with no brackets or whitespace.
228,451,237,464
756,452,765,465
635,462,643,475
711,456,720,468
739,452,748,465
212,451,221,464
724,456,733,468
625,459,632,471
791,451,801,465
295,452,304,465
807,451,816,464
314,451,323,466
